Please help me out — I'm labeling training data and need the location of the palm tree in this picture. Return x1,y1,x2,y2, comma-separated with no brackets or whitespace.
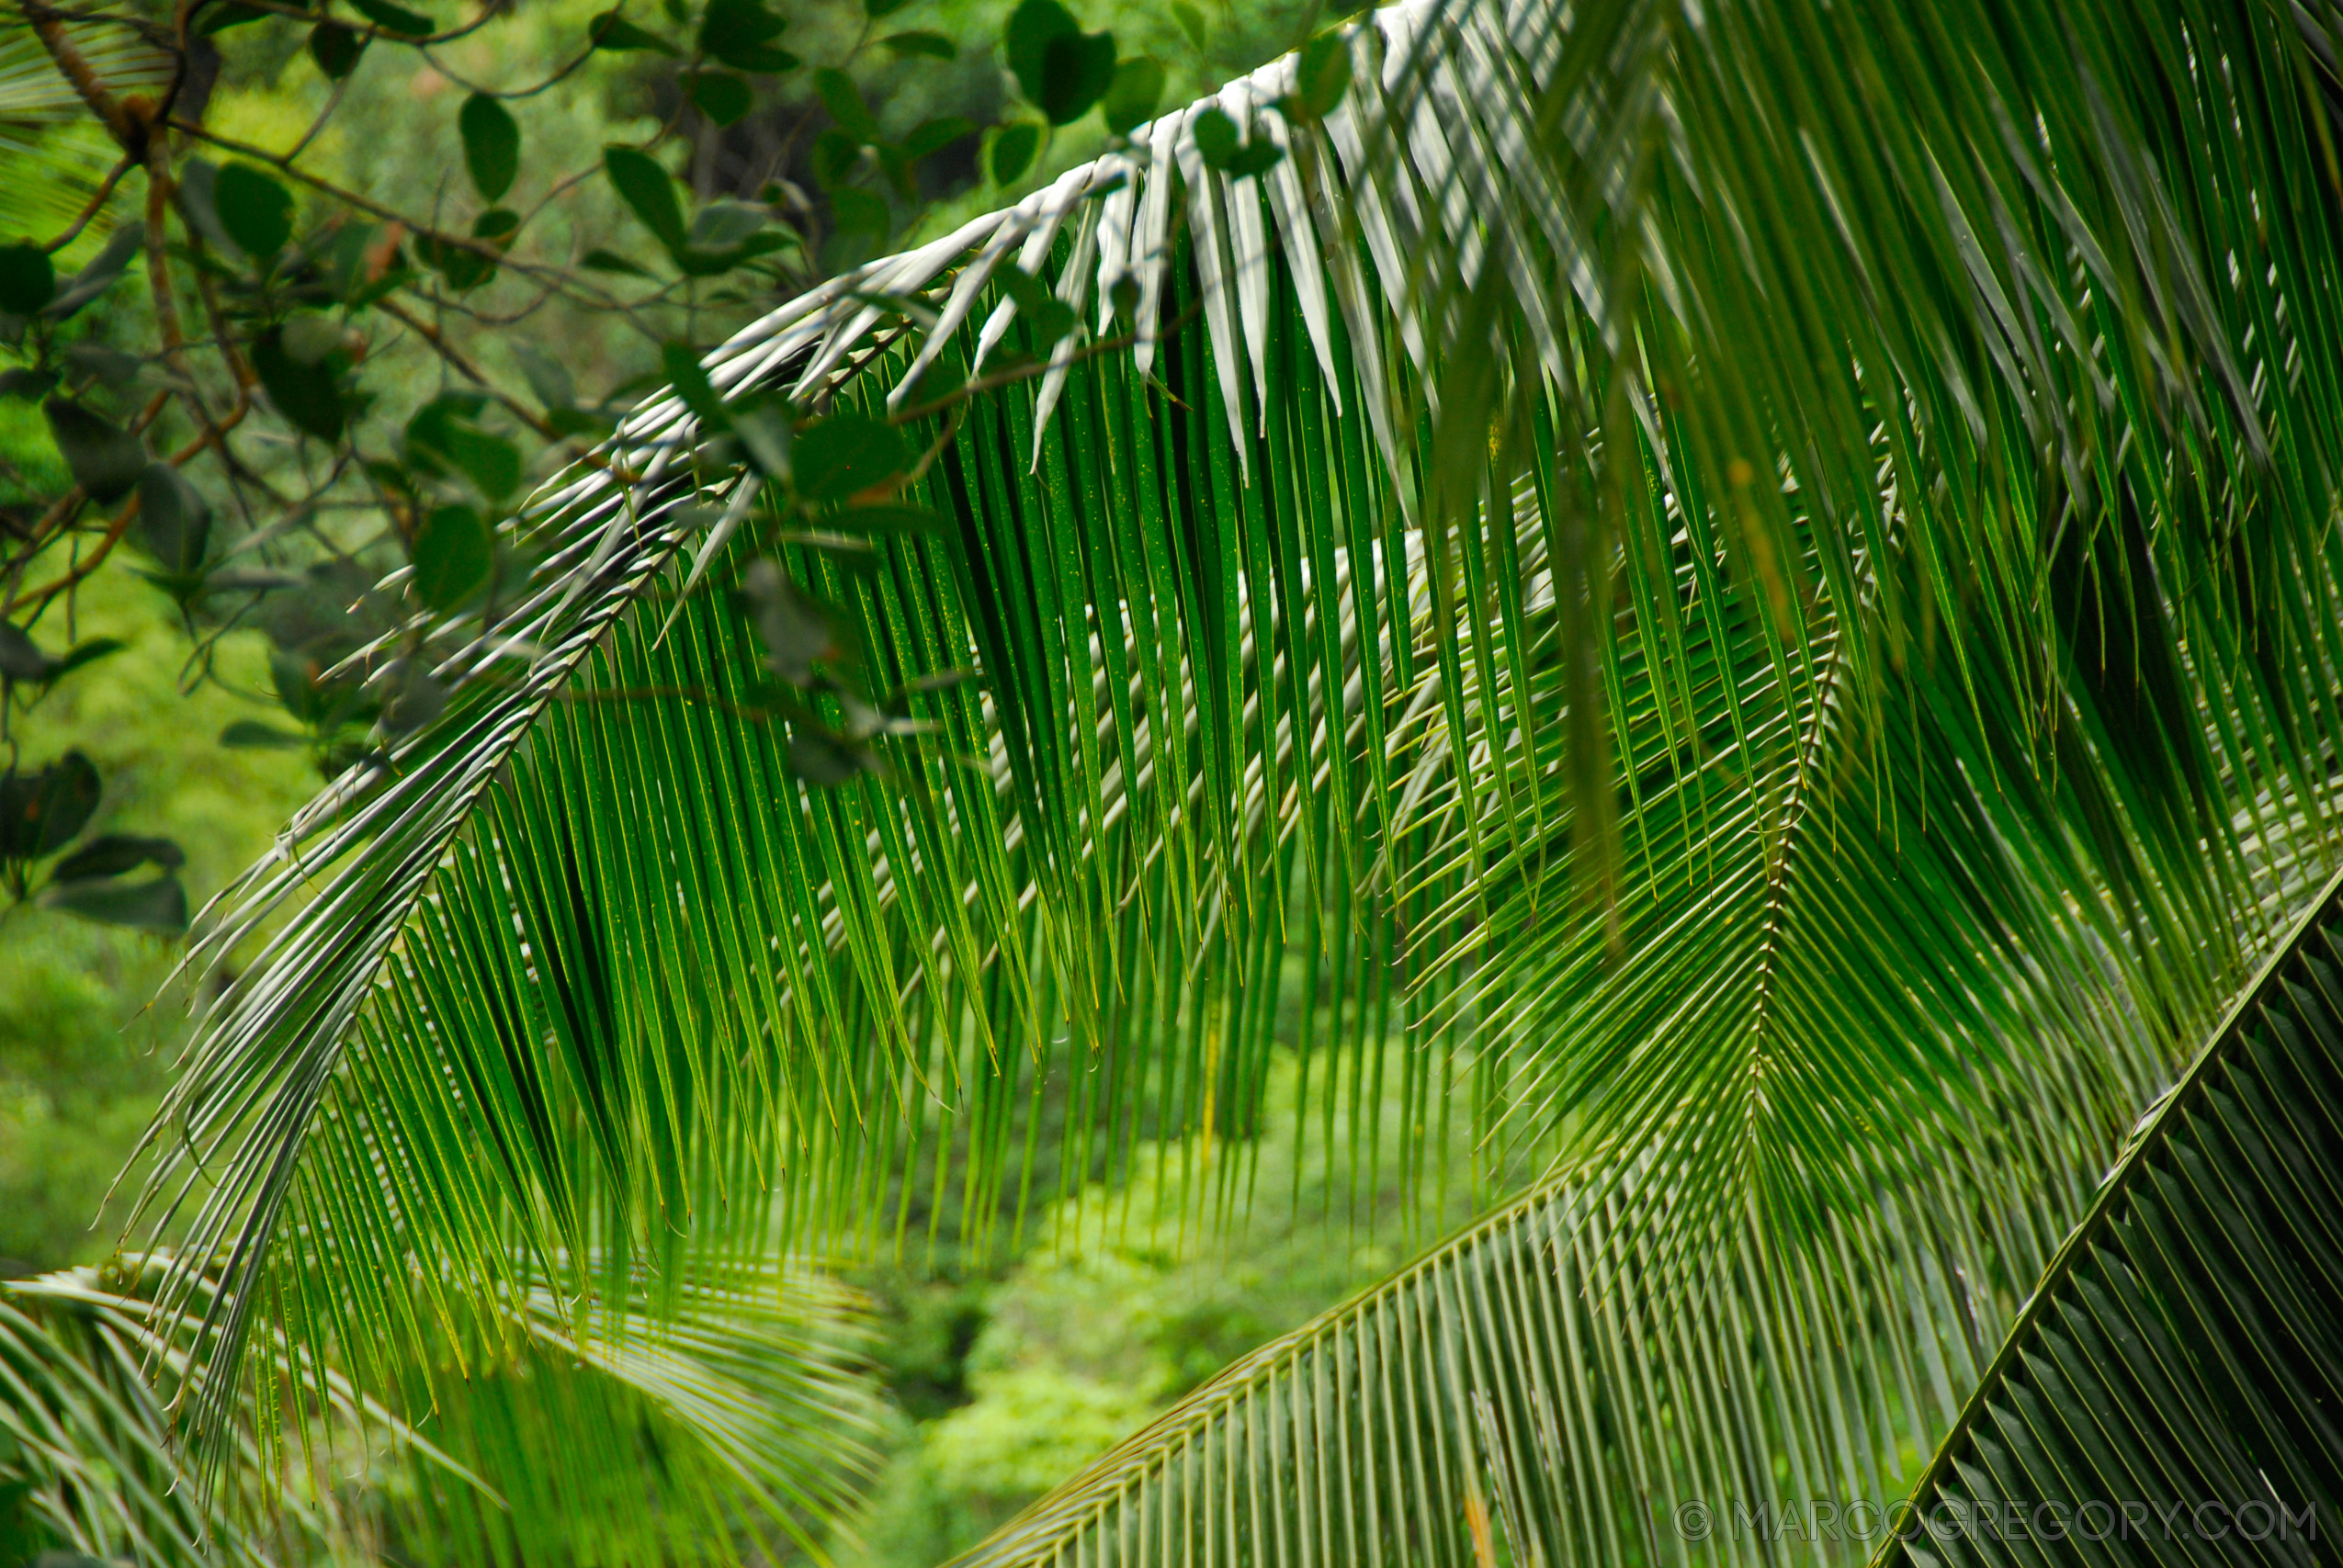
9,0,2343,1560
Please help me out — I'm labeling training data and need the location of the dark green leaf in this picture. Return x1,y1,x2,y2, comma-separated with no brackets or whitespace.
0,623,47,682
51,834,185,881
410,504,493,610
992,263,1075,342
903,115,975,160
581,247,654,276
422,231,497,290
689,199,769,250
249,326,347,441
588,9,675,51
1036,27,1115,124
605,146,688,254
687,71,754,126
1190,106,1281,176
990,121,1042,185
1288,32,1352,121
545,406,615,438
213,163,295,263
700,0,794,71
0,750,101,860
220,718,309,750
42,223,142,319
45,638,122,681
137,463,211,574
508,341,576,411
792,412,910,501
459,94,521,203
661,341,728,426
407,397,521,500
472,208,520,244
881,30,955,59
787,728,873,784
40,874,189,931
863,0,912,17
1171,0,1204,49
815,68,881,143
1101,55,1163,135
732,398,794,479
347,0,435,33
62,344,143,385
193,0,269,34
0,243,54,317
739,558,836,682
43,400,146,502
1005,0,1077,102
823,187,890,269
309,20,367,78
0,368,58,401
811,130,865,190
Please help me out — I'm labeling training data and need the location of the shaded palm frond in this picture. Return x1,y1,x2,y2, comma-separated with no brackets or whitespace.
1875,863,2343,1568
0,16,169,249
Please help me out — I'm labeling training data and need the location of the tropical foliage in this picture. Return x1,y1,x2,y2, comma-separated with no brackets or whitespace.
7,0,2343,1561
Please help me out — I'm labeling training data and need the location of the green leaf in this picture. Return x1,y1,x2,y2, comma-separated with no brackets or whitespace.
687,70,754,127
308,20,368,78
347,0,435,33
42,223,142,320
581,247,654,276
136,463,212,574
688,199,769,251
0,368,58,400
0,243,55,317
903,115,975,160
220,718,309,750
1036,27,1116,125
990,121,1042,185
508,341,576,412
863,0,912,17
588,9,676,51
661,341,728,425
50,834,185,881
213,163,295,262
42,399,146,502
0,622,47,682
1190,106,1281,176
732,398,794,479
1287,32,1351,121
787,728,873,784
279,312,343,366
1170,0,1204,49
45,638,122,682
459,95,521,204
814,68,881,144
881,29,955,59
40,874,190,931
699,0,794,71
1100,55,1163,136
604,146,688,254
739,557,838,682
1004,0,1077,102
410,503,493,610
993,263,1075,343
249,326,347,441
407,398,522,501
791,412,910,501
193,0,270,33
0,750,100,860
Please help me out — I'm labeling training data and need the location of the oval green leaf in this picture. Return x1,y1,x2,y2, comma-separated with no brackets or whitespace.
458,94,521,203
411,503,493,610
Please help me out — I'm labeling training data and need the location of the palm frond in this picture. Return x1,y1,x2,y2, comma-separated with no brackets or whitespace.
0,16,168,248
128,0,2343,1532
1875,861,2343,1567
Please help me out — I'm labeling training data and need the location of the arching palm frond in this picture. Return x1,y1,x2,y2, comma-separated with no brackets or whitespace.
0,1253,876,1564
0,16,168,249
119,0,2343,1550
